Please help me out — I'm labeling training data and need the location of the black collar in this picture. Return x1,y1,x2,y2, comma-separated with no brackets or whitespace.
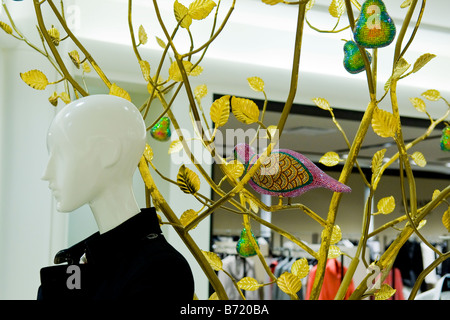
54,208,161,265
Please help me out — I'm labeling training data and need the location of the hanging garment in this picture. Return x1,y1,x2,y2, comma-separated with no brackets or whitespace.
37,208,194,300
218,255,259,300
305,258,354,300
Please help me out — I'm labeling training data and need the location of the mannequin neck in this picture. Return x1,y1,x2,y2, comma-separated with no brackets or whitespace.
89,182,141,234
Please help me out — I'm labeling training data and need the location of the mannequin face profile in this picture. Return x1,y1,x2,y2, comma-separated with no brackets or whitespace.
42,94,147,233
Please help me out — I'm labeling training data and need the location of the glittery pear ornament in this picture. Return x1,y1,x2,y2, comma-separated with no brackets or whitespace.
441,126,450,151
343,40,372,74
236,228,258,257
234,143,351,199
150,116,171,141
353,0,396,48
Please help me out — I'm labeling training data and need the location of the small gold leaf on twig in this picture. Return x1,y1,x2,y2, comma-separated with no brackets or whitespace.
194,84,208,101
371,148,386,178
371,107,397,138
409,97,426,113
202,250,223,271
412,53,436,74
329,0,345,18
237,277,262,291
138,25,148,45
109,83,131,102
247,76,265,92
168,139,183,154
47,26,60,46
225,160,244,180
319,151,342,167
59,92,71,104
210,95,230,127
277,272,302,298
291,258,310,279
82,61,91,73
421,89,441,101
321,225,342,245
144,144,154,162
48,92,59,106
375,284,396,300
312,97,332,111
410,151,427,167
261,0,283,5
168,60,203,82
139,60,151,82
392,58,410,80
155,36,166,49
231,96,260,124
20,69,49,90
68,50,81,69
442,207,450,232
177,164,200,194
400,0,413,8
188,0,217,20
374,196,395,215
174,0,192,29
328,245,342,258
180,209,198,229
0,21,13,35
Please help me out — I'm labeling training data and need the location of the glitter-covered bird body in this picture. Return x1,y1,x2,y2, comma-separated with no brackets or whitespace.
234,144,351,198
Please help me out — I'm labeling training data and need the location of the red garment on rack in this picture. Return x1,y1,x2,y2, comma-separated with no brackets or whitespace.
306,258,354,300
383,268,404,300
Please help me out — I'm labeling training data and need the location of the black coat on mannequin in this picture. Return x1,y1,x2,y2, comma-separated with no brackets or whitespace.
37,208,194,300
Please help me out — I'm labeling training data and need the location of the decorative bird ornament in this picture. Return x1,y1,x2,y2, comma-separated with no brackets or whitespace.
234,144,351,202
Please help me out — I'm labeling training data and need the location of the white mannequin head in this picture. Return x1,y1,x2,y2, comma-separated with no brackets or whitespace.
42,94,146,233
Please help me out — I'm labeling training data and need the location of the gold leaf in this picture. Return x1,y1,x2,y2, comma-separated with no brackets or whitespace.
109,83,132,102
174,0,192,29
319,151,341,167
168,139,183,154
417,219,426,230
210,95,230,127
371,148,386,178
168,60,202,82
384,76,392,92
177,164,200,194
442,207,450,232
231,96,260,124
59,92,71,104
139,60,151,82
47,26,60,46
68,50,81,69
374,196,395,215
180,209,198,229
0,21,13,35
261,0,283,5
202,250,223,271
291,258,309,279
322,225,342,245
312,97,332,111
48,92,59,107
225,160,244,180
245,196,259,214
328,245,342,259
306,0,315,11
375,283,396,300
209,292,219,300
421,89,441,101
82,62,91,73
20,69,49,90
412,53,436,74
400,0,413,8
144,143,154,162
411,151,427,167
138,25,148,45
237,277,262,291
194,84,208,101
371,107,397,138
188,0,217,20
277,272,302,297
329,0,345,18
247,76,265,92
155,36,166,49
409,97,426,113
392,58,410,80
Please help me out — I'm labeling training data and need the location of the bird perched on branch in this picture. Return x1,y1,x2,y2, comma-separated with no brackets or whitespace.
234,143,351,203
